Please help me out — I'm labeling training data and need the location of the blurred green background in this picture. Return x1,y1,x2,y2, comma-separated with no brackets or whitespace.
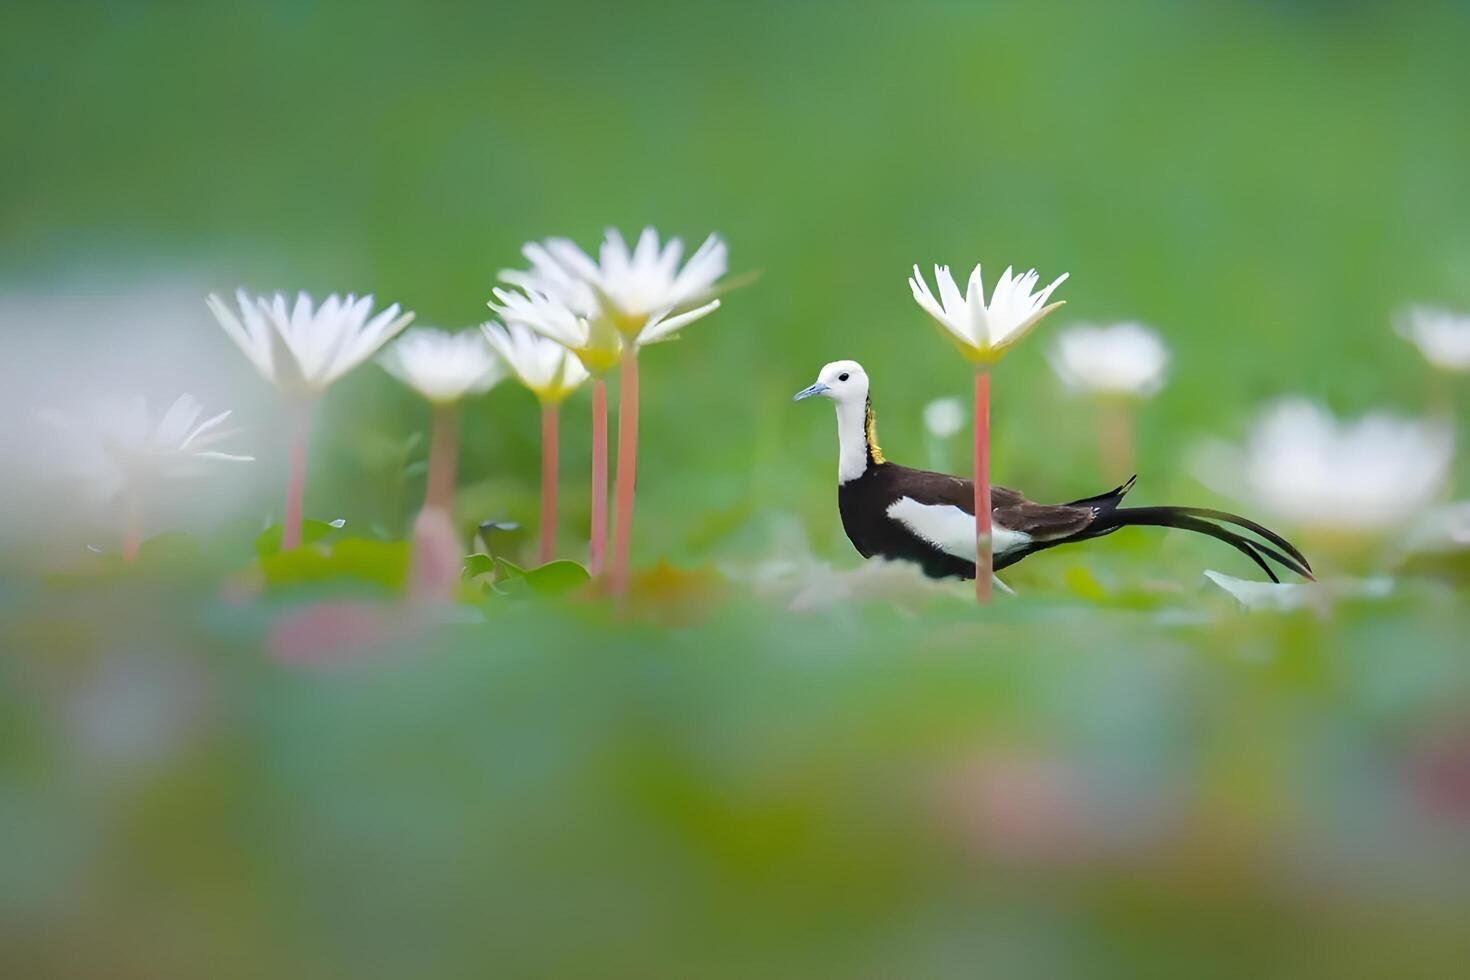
4,1,1470,977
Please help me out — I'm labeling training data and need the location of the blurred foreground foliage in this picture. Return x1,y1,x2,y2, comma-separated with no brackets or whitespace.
4,547,1470,978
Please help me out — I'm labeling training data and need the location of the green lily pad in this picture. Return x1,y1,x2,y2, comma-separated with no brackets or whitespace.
463,554,575,599
488,557,532,598
462,553,497,579
523,560,591,597
259,537,410,592
255,519,343,558
494,557,527,578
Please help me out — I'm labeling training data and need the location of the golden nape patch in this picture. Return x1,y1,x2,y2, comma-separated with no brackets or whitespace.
864,401,886,464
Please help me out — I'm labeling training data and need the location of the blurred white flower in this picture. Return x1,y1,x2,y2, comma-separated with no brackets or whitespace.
499,241,601,315
1400,501,1470,554
923,397,966,439
481,321,590,403
531,227,726,340
40,393,253,499
1194,400,1453,534
1048,322,1170,398
489,285,623,374
206,290,414,396
378,328,505,404
1204,570,1391,612
490,277,716,359
1396,306,1470,372
909,263,1068,363
758,553,956,612
720,515,1016,611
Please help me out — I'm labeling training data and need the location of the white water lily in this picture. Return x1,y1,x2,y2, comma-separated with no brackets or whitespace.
378,328,505,404
1048,322,1169,398
721,518,961,612
496,226,731,595
489,285,624,374
206,290,414,396
923,397,965,439
1194,400,1454,535
499,241,601,316
909,263,1068,363
1396,306,1470,372
908,259,1068,604
491,279,717,361
481,321,589,403
527,227,726,340
41,393,253,499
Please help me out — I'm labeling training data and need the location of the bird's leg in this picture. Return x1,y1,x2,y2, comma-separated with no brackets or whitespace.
974,367,993,604
611,347,640,597
281,399,314,550
423,402,461,513
539,400,560,565
589,377,608,577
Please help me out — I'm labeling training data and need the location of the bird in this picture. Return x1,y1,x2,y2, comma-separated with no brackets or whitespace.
794,360,1312,585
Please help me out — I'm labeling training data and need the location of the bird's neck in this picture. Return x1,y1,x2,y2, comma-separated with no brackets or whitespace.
836,396,885,484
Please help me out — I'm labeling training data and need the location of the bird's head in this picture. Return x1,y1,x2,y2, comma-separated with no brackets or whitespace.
793,359,869,407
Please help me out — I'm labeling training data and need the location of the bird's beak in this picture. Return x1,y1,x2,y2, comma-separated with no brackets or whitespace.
793,382,830,402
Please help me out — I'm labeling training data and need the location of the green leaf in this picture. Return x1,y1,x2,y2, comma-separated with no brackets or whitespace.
255,519,341,558
494,557,526,579
258,537,409,592
490,577,531,599
332,539,410,590
462,553,497,579
479,557,529,598
523,560,591,597
476,558,589,599
479,521,521,535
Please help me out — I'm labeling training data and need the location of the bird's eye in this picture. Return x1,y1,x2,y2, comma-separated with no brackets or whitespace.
838,373,849,382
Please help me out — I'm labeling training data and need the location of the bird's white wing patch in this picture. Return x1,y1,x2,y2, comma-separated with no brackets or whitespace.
886,496,1032,560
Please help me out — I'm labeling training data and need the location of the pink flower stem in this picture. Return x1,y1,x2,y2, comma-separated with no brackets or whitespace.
589,377,609,577
282,400,314,550
974,368,993,604
539,401,560,565
1099,400,1134,483
121,488,142,562
424,402,461,513
611,347,639,598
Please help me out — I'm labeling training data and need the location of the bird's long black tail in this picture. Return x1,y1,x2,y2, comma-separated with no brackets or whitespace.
1092,505,1313,583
